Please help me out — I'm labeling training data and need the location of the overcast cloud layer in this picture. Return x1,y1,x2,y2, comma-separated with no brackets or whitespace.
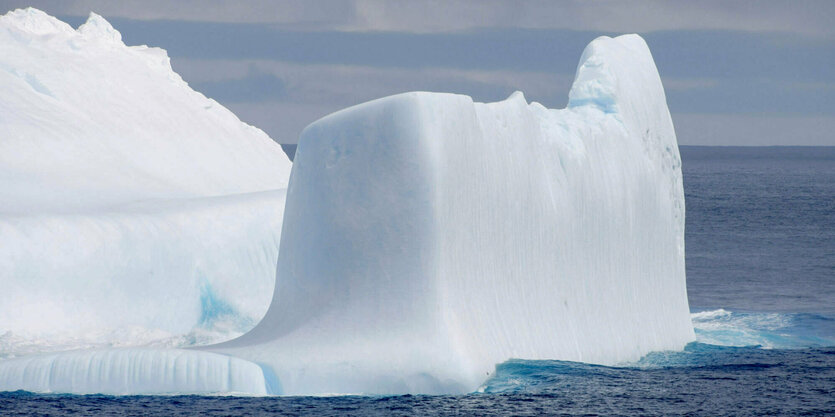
2,0,833,145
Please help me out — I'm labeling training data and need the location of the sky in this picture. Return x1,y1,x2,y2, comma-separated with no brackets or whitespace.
2,0,833,145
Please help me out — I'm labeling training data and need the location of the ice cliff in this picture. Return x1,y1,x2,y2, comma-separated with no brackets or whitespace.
0,348,270,395
0,9,292,353
0,9,693,396
212,33,694,395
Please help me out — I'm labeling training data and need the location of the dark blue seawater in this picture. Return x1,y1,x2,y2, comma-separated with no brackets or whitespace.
683,146,835,316
2,146,833,416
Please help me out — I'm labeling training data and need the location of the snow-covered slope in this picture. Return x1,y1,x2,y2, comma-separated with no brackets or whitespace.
212,33,694,395
0,9,291,354
0,8,290,213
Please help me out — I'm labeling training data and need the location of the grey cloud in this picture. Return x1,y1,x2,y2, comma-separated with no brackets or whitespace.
0,0,356,29
673,114,835,146
174,59,574,108
3,3,832,145
2,0,833,37
174,59,575,143
221,101,338,144
172,57,835,145
666,78,835,116
44,16,833,85
218,99,835,146
349,0,835,38
100,17,835,118
190,65,287,103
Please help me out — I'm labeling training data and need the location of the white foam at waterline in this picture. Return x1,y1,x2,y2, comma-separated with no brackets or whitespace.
692,309,835,349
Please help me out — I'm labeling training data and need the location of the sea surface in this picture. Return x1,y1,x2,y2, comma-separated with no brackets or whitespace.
2,146,834,416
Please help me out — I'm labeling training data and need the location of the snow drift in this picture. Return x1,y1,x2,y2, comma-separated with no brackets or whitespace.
0,9,291,353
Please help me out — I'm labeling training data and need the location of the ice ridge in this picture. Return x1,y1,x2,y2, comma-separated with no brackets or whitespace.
77,12,122,43
0,7,74,36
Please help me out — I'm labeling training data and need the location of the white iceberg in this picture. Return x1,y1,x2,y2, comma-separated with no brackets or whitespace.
0,8,292,354
211,33,694,395
0,9,693,396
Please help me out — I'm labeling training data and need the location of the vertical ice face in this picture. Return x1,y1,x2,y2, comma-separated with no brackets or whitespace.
0,349,269,395
213,34,694,395
0,9,291,353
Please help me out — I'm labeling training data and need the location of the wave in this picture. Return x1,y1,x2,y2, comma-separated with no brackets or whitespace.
478,343,835,394
479,309,835,393
691,309,835,349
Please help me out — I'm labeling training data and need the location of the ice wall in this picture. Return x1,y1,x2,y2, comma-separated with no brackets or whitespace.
214,34,694,395
0,349,269,395
0,9,291,352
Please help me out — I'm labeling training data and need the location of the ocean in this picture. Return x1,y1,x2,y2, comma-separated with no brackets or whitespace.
2,146,833,415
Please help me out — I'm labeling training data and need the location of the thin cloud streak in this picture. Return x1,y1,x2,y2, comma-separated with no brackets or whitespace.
171,58,835,145
40,16,833,85
174,59,574,106
673,114,835,146
219,100,835,146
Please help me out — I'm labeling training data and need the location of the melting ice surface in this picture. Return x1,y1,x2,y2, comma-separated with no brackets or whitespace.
0,8,291,354
1,10,698,396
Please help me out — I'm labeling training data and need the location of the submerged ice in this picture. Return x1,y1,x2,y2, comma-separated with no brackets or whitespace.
1,9,693,396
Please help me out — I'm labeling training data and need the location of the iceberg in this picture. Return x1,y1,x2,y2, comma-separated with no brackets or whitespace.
0,9,291,353
212,33,694,394
0,9,693,396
